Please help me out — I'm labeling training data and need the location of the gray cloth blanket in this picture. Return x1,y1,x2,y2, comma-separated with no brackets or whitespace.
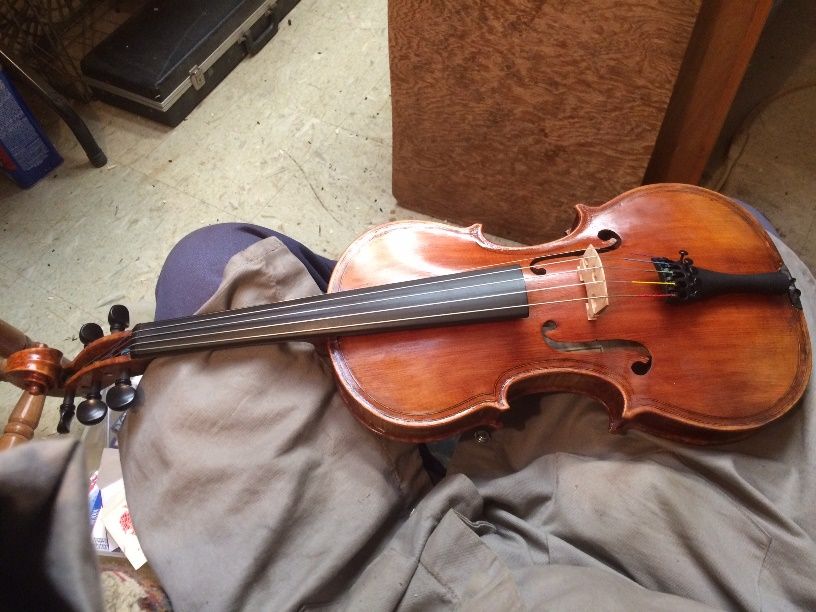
118,235,816,611
0,439,103,610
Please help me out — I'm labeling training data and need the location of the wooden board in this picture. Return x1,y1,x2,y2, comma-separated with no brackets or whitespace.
644,0,772,184
389,0,701,244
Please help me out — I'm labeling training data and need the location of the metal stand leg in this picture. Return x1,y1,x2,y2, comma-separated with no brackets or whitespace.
0,48,107,168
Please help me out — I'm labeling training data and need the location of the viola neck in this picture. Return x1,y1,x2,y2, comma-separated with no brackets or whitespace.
128,265,529,357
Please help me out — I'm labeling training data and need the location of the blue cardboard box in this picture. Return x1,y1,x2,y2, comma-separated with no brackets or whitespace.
0,68,63,188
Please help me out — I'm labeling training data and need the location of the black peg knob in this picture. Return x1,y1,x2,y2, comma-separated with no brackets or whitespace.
57,392,76,434
106,376,136,411
108,305,130,332
79,322,104,346
76,383,108,425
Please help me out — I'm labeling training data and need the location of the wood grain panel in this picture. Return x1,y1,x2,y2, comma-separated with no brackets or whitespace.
389,0,701,244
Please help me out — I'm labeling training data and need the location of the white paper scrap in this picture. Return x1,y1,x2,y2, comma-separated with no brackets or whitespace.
100,478,147,569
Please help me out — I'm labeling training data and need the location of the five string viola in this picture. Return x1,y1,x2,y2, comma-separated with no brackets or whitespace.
1,184,811,448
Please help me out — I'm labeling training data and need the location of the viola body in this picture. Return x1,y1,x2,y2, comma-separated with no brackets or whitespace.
328,184,811,443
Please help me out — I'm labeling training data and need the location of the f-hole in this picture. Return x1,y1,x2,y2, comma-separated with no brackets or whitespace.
541,320,652,375
530,229,622,275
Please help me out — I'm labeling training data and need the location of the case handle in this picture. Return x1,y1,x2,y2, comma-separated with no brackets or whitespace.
242,7,280,56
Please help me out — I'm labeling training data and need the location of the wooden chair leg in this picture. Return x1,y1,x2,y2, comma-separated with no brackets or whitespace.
0,319,31,359
0,390,46,450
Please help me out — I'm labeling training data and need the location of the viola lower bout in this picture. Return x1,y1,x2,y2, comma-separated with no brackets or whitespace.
327,184,811,443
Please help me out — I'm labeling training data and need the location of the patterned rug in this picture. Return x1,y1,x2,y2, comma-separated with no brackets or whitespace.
98,556,171,611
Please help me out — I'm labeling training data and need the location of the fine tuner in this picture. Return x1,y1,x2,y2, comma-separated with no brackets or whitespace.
59,304,137,432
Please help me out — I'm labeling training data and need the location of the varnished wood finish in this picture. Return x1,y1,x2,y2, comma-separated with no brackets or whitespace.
3,345,64,394
64,356,150,397
328,184,811,442
645,0,773,184
0,318,32,358
55,332,149,399
0,390,46,450
389,0,701,243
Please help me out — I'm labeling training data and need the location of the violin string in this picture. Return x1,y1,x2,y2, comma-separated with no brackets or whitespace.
131,265,666,345
130,292,673,354
130,281,671,351
135,248,657,335
102,278,678,362
96,336,137,362
623,257,662,264
82,245,677,364
97,263,661,360
446,245,656,273
132,261,662,343
97,246,671,358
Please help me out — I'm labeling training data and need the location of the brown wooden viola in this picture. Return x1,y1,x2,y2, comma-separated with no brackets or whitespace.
1,184,811,448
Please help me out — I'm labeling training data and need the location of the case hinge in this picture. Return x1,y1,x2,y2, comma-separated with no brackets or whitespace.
189,66,206,91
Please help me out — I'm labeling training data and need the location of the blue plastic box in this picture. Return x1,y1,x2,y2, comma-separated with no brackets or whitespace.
0,67,62,188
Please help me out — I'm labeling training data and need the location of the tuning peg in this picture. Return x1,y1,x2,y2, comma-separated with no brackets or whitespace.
108,305,130,332
57,391,76,434
76,382,108,425
79,322,104,346
106,375,136,411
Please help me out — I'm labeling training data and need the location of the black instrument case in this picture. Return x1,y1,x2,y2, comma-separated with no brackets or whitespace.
82,0,300,126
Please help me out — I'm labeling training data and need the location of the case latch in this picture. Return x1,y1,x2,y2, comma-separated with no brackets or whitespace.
189,66,206,91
